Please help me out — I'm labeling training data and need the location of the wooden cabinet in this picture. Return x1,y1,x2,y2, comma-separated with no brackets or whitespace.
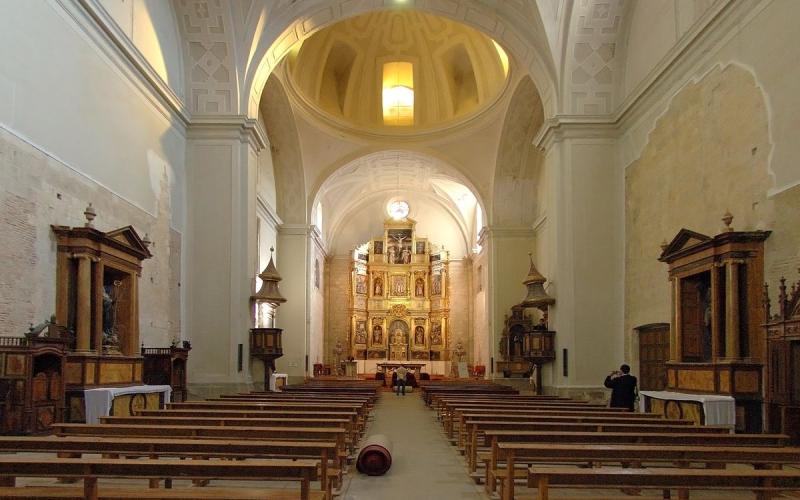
142,345,191,402
659,224,769,432
764,274,800,443
0,335,67,434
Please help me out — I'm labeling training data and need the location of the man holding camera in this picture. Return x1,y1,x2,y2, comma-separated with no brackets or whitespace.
604,364,638,410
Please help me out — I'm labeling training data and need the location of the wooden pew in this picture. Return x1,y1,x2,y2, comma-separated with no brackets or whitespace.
52,423,349,457
100,415,356,444
489,442,800,499
525,466,800,500
477,429,789,498
443,406,635,439
462,418,710,471
0,456,320,500
0,435,337,496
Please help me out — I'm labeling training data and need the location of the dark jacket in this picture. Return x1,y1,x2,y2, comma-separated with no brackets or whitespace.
604,374,637,410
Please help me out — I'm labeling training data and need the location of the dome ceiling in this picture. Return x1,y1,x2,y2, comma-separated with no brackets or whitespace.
285,10,510,134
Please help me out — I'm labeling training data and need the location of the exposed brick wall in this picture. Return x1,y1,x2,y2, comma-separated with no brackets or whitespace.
0,128,181,346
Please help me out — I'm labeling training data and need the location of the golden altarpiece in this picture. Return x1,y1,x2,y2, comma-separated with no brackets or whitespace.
349,218,450,362
658,215,769,431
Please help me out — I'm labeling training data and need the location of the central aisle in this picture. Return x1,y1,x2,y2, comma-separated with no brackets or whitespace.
342,391,487,500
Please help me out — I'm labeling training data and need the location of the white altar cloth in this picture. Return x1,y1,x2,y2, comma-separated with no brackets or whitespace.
84,385,171,424
639,390,735,427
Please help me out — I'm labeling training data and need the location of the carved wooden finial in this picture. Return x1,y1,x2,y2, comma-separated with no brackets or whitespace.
84,203,96,228
660,239,669,252
722,210,734,232
142,233,152,249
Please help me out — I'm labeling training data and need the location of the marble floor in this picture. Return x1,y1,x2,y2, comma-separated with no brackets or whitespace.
341,390,488,500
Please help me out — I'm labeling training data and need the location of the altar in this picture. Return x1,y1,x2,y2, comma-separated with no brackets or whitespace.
639,390,735,428
376,362,427,376
84,384,171,424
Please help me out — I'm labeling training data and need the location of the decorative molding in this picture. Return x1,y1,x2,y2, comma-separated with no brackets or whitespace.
256,195,282,230
481,226,536,239
187,114,268,151
309,224,327,256
173,0,238,114
278,224,313,237
56,0,191,128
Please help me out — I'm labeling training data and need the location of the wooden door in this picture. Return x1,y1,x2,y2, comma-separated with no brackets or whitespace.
637,323,670,391
680,279,704,360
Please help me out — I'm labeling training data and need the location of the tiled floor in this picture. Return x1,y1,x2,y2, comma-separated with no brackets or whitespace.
341,391,488,500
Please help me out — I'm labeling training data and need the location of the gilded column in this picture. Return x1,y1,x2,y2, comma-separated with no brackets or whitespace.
75,254,93,353
725,260,740,359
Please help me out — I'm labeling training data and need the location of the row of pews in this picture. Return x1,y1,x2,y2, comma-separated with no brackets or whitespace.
0,379,380,500
420,380,800,500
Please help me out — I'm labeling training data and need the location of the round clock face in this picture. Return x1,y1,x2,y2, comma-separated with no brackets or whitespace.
388,200,409,220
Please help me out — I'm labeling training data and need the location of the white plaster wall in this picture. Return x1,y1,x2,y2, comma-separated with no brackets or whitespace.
0,1,186,230
275,229,310,381
472,250,490,371
622,0,717,99
98,0,184,97
308,239,325,370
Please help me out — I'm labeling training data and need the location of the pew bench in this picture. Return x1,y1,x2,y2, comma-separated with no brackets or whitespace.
0,457,320,500
488,442,800,499
0,486,326,499
0,435,339,495
524,466,800,500
462,420,723,472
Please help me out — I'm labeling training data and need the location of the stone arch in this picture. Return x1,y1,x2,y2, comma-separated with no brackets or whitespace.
260,74,306,224
242,0,559,120
492,76,544,227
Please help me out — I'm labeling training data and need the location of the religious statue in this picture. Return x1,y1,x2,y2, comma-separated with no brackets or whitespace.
387,245,397,264
391,327,405,345
430,322,442,345
415,278,425,297
102,281,122,353
432,274,441,295
453,341,466,362
355,321,367,344
414,326,425,345
401,247,411,264
373,277,383,296
355,274,367,294
333,339,344,375
392,276,406,295
372,325,383,344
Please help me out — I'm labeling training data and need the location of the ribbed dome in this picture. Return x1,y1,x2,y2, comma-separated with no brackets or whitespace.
285,10,510,133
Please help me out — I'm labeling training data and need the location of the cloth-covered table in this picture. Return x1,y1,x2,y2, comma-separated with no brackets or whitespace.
639,390,735,428
84,385,171,424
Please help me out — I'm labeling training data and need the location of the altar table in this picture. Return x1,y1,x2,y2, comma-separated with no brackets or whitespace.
375,362,427,376
84,385,171,424
639,390,735,428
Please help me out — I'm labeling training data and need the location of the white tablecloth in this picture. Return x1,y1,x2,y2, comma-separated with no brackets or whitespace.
84,385,171,424
639,390,735,427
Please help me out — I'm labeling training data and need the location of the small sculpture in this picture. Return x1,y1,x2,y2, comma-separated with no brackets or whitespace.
453,341,466,362
84,203,96,228
333,339,345,375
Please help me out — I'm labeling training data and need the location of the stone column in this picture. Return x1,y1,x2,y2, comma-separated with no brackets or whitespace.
75,254,93,353
725,260,741,359
184,117,265,389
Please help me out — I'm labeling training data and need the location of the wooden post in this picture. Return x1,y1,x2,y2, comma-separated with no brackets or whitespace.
725,261,740,359
83,477,98,500
503,448,515,500
672,277,681,361
75,255,93,353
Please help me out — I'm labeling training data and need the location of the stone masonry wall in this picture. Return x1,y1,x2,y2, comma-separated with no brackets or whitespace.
0,128,181,347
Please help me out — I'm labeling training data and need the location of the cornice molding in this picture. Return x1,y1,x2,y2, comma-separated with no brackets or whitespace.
481,226,536,239
187,115,269,151
256,196,283,230
278,224,313,237
61,0,191,128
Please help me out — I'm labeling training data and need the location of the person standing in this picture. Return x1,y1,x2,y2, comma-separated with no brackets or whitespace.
395,365,408,396
604,364,638,410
